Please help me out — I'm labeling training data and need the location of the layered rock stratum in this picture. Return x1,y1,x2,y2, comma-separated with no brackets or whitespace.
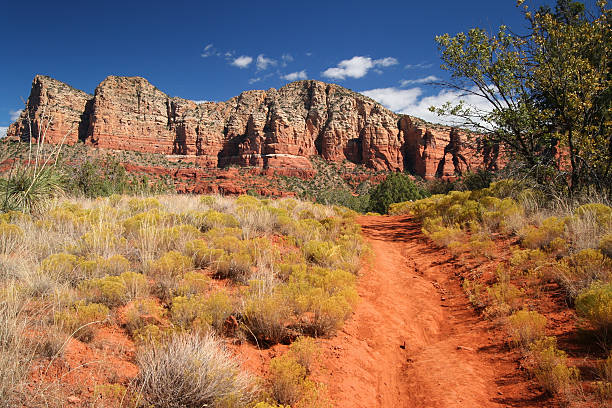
8,75,500,178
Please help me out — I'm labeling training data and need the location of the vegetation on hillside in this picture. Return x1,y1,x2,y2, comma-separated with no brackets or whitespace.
0,193,366,406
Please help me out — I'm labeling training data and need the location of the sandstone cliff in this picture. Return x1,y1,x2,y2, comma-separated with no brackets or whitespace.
8,75,499,178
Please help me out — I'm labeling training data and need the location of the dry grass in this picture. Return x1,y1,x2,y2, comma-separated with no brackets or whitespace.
135,332,256,408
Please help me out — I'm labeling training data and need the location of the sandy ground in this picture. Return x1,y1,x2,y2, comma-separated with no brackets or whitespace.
312,215,541,408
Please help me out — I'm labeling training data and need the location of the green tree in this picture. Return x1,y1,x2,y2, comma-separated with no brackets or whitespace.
368,173,429,214
432,0,611,196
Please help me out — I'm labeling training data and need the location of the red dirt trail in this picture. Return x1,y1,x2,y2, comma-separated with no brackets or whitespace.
313,215,540,408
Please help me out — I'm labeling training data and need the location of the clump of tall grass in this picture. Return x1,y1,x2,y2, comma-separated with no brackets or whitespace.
135,332,256,408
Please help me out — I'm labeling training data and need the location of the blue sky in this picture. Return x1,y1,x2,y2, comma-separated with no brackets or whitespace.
0,0,549,135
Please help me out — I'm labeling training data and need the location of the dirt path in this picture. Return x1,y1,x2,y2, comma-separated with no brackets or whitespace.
313,215,526,408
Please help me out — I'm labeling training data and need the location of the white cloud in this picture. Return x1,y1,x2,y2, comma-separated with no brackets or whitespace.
281,54,294,66
400,76,440,86
256,54,276,71
282,70,308,81
230,56,253,69
376,57,398,67
405,62,433,69
248,77,263,84
361,86,493,126
201,43,217,58
191,100,212,104
0,127,7,139
322,56,398,80
9,109,22,121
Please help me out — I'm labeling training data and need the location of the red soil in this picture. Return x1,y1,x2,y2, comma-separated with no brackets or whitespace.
311,215,548,408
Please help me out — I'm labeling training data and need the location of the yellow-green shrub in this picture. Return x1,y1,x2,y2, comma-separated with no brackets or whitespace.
507,309,547,349
176,271,210,296
242,289,290,345
527,337,579,396
600,233,612,258
55,302,110,342
147,251,193,278
288,337,319,373
575,282,612,340
283,266,357,336
485,269,523,317
268,354,310,406
171,290,233,332
159,224,201,251
124,298,165,335
184,239,224,269
462,278,486,309
556,249,612,298
0,223,24,255
40,252,79,284
79,271,148,307
510,248,548,273
521,216,567,251
76,225,126,257
128,197,162,213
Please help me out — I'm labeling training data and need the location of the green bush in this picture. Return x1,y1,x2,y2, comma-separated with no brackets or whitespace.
268,354,310,406
147,250,194,278
527,337,579,396
575,282,612,341
507,309,547,349
171,291,234,332
79,271,148,307
556,249,612,298
367,172,429,214
55,302,110,342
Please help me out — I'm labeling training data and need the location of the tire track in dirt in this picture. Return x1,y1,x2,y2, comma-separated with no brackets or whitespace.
313,215,515,408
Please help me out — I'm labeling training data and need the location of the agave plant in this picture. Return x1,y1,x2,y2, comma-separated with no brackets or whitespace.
0,105,70,214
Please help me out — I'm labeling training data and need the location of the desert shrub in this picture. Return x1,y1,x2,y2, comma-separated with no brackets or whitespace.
127,197,162,213
303,240,337,266
171,291,234,332
0,292,32,407
76,224,127,257
159,224,201,251
485,269,523,317
124,298,165,335
79,271,148,307
461,169,494,191
527,337,579,396
367,172,429,214
507,309,547,349
600,233,612,258
55,302,110,342
510,248,548,273
574,203,612,226
186,210,239,232
147,250,193,278
556,249,612,299
176,271,211,296
288,336,319,373
0,166,64,214
216,252,253,283
135,332,255,408
462,278,486,309
521,216,567,250
0,223,23,255
268,354,310,406
427,225,465,248
39,252,80,284
242,288,290,346
185,239,224,269
283,267,357,336
469,234,495,259
575,282,612,342
594,353,612,400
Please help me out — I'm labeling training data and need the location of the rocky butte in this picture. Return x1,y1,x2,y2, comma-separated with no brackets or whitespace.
7,75,501,179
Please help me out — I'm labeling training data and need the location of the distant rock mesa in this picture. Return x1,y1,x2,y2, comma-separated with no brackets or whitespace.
8,75,500,178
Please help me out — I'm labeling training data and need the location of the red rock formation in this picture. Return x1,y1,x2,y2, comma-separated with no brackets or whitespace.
8,75,500,179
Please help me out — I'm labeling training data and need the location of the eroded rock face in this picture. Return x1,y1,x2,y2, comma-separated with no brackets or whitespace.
8,75,499,178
